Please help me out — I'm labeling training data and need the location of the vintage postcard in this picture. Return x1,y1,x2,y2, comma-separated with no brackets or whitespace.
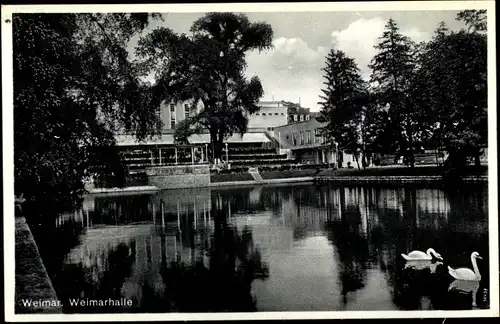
2,1,498,321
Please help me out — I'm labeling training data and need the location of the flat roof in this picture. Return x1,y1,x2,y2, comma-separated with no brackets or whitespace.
115,132,270,146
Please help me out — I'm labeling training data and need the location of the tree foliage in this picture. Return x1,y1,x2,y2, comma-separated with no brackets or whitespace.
136,12,274,161
369,18,425,167
417,13,487,171
13,13,160,222
319,49,367,168
319,12,487,172
456,9,487,33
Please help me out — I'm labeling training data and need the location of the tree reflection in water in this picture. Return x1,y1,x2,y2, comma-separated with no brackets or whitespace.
326,217,369,305
30,212,85,283
54,241,136,313
156,205,269,312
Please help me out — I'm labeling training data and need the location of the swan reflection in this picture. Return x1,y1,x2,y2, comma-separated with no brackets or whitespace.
448,279,481,308
404,260,443,273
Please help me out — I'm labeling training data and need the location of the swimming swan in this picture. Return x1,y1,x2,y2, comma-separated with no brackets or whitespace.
448,252,483,281
401,248,443,261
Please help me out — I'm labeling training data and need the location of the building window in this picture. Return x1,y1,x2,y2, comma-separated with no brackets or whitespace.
256,113,260,115
184,103,190,118
262,113,266,116
293,115,298,122
300,131,304,145
292,133,297,146
156,108,162,130
306,115,310,120
307,130,311,144
274,113,279,116
170,105,176,128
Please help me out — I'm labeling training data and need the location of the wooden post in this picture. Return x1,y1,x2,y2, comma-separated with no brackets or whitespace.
150,149,154,165
175,147,178,165
191,146,195,165
225,143,229,164
159,148,162,166
205,144,209,163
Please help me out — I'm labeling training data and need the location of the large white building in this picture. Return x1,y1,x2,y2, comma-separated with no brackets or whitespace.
156,100,287,132
115,100,288,147
247,101,288,129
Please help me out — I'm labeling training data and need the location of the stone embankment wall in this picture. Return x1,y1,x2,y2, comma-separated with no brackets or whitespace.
15,217,62,314
314,176,488,185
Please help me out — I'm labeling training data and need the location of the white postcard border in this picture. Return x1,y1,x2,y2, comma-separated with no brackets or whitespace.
2,1,498,321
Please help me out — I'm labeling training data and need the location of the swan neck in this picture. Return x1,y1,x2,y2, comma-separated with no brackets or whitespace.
471,255,481,277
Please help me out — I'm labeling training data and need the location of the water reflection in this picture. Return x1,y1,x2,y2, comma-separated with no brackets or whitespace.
37,183,489,313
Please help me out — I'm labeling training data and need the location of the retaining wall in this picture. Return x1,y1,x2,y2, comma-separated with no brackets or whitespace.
314,175,488,186
15,217,62,314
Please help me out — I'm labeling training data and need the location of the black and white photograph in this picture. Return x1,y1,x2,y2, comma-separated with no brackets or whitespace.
2,1,498,321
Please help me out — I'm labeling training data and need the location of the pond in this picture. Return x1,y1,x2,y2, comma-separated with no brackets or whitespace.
32,183,490,313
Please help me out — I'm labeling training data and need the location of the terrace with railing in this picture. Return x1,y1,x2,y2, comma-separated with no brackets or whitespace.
119,145,208,172
226,143,298,168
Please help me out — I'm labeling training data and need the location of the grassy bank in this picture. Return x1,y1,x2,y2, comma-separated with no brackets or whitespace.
211,173,254,183
260,169,319,179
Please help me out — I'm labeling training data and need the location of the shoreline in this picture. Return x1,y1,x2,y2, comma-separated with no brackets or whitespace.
208,176,314,187
84,174,488,194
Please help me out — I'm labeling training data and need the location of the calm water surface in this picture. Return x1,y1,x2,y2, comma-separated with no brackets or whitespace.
33,183,489,313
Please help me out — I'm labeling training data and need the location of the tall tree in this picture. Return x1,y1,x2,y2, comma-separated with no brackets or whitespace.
418,12,487,172
13,13,160,223
136,13,274,164
319,49,367,169
359,98,389,167
369,18,422,167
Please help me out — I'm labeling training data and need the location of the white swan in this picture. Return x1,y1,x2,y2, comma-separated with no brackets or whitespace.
401,248,443,261
448,252,483,281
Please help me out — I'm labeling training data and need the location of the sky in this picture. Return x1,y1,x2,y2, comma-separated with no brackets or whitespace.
129,10,468,111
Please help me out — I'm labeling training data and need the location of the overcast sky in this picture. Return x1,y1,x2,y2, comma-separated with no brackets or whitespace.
130,11,467,111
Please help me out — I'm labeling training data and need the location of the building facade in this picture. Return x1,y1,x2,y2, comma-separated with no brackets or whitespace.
155,100,287,133
273,115,359,167
159,100,204,131
115,100,288,169
274,116,338,166
247,101,288,129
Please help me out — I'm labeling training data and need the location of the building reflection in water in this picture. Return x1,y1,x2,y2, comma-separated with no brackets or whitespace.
45,183,489,313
